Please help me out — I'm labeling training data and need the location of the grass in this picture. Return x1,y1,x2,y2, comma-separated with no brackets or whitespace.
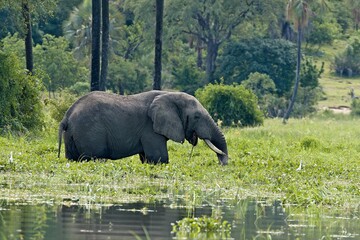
0,116,359,211
313,36,360,109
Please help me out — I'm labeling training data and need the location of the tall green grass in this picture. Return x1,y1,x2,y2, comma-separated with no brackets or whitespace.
0,117,359,210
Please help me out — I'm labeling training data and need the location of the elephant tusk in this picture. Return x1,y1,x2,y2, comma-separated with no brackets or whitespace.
204,139,226,156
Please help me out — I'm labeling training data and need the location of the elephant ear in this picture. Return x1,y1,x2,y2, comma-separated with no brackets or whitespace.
148,94,185,143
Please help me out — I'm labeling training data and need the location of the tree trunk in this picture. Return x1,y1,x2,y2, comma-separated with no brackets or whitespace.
91,0,101,91
153,0,164,90
196,37,203,68
100,0,109,91
22,1,33,73
205,40,218,83
283,26,302,123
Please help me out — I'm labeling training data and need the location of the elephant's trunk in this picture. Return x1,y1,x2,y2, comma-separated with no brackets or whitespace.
203,118,228,165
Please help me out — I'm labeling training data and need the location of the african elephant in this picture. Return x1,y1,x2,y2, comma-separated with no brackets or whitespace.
58,91,228,165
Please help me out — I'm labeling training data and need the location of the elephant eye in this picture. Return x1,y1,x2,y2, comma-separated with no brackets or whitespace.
194,112,201,120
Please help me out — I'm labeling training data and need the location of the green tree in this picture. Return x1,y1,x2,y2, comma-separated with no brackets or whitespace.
305,16,340,52
347,0,360,30
168,0,259,83
33,34,89,93
217,38,297,96
0,0,58,73
107,55,150,94
241,72,277,116
112,22,145,60
169,41,205,95
0,50,43,133
63,0,92,60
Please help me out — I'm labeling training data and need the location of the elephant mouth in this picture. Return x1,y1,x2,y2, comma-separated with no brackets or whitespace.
186,131,198,146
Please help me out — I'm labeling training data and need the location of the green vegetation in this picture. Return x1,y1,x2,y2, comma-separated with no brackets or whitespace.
0,117,359,211
196,83,264,127
0,50,44,134
0,1,359,229
218,38,297,96
172,215,231,239
334,38,360,77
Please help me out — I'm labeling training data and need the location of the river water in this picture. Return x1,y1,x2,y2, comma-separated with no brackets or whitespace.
0,199,359,239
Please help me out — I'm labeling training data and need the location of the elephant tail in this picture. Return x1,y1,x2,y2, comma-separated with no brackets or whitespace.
58,119,68,158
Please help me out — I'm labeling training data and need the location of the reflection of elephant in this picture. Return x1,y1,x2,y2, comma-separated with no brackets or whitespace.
58,91,228,165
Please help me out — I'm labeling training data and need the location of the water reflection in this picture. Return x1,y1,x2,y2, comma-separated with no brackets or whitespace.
0,199,358,239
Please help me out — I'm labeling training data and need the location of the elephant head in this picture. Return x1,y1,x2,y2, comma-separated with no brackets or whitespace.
148,92,228,165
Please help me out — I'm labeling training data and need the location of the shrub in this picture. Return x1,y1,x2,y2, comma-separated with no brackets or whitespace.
300,136,320,150
351,98,360,116
0,51,44,134
46,90,78,123
195,83,264,127
172,215,231,239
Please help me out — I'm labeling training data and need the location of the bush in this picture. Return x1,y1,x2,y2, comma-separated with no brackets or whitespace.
195,83,264,127
0,51,44,134
351,98,360,116
46,91,78,123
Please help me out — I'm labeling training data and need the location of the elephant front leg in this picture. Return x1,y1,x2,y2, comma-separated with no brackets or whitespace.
139,152,146,163
141,134,169,164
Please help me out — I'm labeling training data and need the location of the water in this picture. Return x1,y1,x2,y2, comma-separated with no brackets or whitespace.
0,199,359,240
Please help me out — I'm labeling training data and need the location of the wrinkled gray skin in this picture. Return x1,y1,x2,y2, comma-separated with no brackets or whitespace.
58,91,228,165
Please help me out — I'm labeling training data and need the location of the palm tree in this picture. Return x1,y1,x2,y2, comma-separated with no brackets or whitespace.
283,0,312,123
153,0,164,90
63,0,92,60
22,0,33,73
100,0,109,91
91,0,101,91
283,0,328,123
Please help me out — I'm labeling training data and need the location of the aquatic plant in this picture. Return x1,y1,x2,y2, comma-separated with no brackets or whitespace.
171,215,231,239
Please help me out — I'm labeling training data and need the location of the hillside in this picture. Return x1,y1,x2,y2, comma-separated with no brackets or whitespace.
316,36,360,112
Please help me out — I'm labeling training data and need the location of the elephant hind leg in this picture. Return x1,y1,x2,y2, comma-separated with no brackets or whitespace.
65,135,80,160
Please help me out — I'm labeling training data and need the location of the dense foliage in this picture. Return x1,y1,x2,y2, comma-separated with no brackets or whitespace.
0,51,43,133
217,38,297,96
241,72,280,117
0,0,358,132
196,83,264,127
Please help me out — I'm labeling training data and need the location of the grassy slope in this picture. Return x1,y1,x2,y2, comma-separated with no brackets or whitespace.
0,117,359,209
316,34,360,109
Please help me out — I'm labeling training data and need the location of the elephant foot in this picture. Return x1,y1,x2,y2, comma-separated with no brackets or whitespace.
139,153,168,164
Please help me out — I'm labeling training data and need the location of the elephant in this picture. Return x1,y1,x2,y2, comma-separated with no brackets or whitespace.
58,90,228,165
